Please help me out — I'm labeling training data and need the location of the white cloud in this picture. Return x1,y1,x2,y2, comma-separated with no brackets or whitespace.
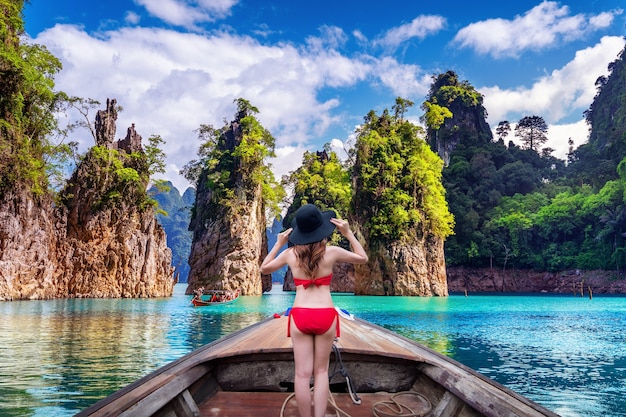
374,56,432,98
482,35,625,163
375,15,446,49
481,36,626,125
125,11,141,25
453,1,622,58
307,25,349,51
30,3,624,193
352,29,368,44
135,0,239,29
547,119,589,160
268,145,307,182
499,119,589,161
32,24,391,191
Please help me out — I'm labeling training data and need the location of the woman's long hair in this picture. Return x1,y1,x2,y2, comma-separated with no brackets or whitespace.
293,240,327,278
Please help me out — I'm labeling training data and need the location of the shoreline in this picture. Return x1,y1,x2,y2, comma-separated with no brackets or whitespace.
446,266,626,295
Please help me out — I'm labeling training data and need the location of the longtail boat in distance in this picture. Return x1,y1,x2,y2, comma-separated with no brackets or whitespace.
191,288,240,307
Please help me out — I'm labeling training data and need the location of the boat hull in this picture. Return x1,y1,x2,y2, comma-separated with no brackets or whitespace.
76,316,559,417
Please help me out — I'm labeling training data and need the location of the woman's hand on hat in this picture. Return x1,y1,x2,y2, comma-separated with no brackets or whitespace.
330,218,352,236
277,228,292,246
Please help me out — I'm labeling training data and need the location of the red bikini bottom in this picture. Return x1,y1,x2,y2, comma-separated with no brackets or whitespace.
288,307,340,337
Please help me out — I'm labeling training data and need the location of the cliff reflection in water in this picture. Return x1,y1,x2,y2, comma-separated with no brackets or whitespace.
2,286,626,417
0,292,272,416
1,298,175,414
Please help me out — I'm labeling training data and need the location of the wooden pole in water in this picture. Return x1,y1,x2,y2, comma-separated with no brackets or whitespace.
588,286,593,300
580,280,584,297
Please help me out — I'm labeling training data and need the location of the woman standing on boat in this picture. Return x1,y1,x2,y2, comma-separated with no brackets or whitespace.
260,204,368,417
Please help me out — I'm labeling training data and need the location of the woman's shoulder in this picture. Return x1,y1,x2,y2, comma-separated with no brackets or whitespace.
324,245,347,258
325,244,347,252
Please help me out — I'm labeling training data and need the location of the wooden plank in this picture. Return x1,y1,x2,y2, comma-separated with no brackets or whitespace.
198,391,427,417
418,363,556,417
431,391,466,417
79,316,558,417
170,389,201,417
120,364,210,417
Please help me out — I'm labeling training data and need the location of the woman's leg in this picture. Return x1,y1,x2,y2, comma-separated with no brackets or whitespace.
312,318,337,417
291,315,315,417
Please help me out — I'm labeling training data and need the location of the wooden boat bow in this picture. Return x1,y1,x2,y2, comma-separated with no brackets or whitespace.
76,315,560,417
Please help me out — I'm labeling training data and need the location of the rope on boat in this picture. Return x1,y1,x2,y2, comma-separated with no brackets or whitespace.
372,391,432,417
280,389,432,417
329,343,361,405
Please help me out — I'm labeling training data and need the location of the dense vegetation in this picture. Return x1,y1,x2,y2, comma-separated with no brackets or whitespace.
160,44,626,277
183,98,284,228
277,97,454,256
0,0,75,197
352,99,454,244
1,1,165,214
7,0,626,279
434,47,626,274
281,148,351,244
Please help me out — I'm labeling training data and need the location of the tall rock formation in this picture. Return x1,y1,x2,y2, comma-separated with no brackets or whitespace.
0,188,63,300
186,102,272,295
0,99,175,300
424,71,493,166
351,102,454,296
57,99,174,298
353,233,447,296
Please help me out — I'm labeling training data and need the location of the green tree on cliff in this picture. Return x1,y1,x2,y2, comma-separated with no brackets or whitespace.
281,148,351,242
351,98,454,244
0,0,73,196
515,115,548,152
182,98,283,221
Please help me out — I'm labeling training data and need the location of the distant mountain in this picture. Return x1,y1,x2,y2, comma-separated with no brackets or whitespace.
150,181,289,285
267,217,288,283
150,182,194,283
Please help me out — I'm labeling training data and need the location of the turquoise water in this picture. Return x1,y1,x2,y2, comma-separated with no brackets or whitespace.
0,284,625,417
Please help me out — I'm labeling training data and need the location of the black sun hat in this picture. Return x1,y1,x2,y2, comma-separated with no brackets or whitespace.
289,204,336,245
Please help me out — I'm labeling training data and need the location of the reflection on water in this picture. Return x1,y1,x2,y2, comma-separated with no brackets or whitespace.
1,286,625,417
0,288,281,416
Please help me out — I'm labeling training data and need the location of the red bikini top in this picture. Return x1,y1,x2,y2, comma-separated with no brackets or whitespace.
293,274,332,289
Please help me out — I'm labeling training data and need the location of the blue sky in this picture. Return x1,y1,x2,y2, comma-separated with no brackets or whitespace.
24,0,626,192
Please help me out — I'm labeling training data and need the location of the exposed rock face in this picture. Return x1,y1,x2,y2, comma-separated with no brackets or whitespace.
0,99,175,300
94,98,143,153
186,109,270,296
355,232,448,296
187,191,268,295
447,267,626,295
63,207,173,298
59,192,175,299
95,98,118,147
0,189,63,300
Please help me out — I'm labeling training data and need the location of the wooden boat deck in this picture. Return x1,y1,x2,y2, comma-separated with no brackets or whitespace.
78,314,559,417
201,391,433,417
191,316,553,417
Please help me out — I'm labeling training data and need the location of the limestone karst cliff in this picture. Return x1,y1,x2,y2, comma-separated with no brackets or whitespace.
186,101,273,296
353,232,448,296
0,188,64,300
348,102,453,296
0,98,175,300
